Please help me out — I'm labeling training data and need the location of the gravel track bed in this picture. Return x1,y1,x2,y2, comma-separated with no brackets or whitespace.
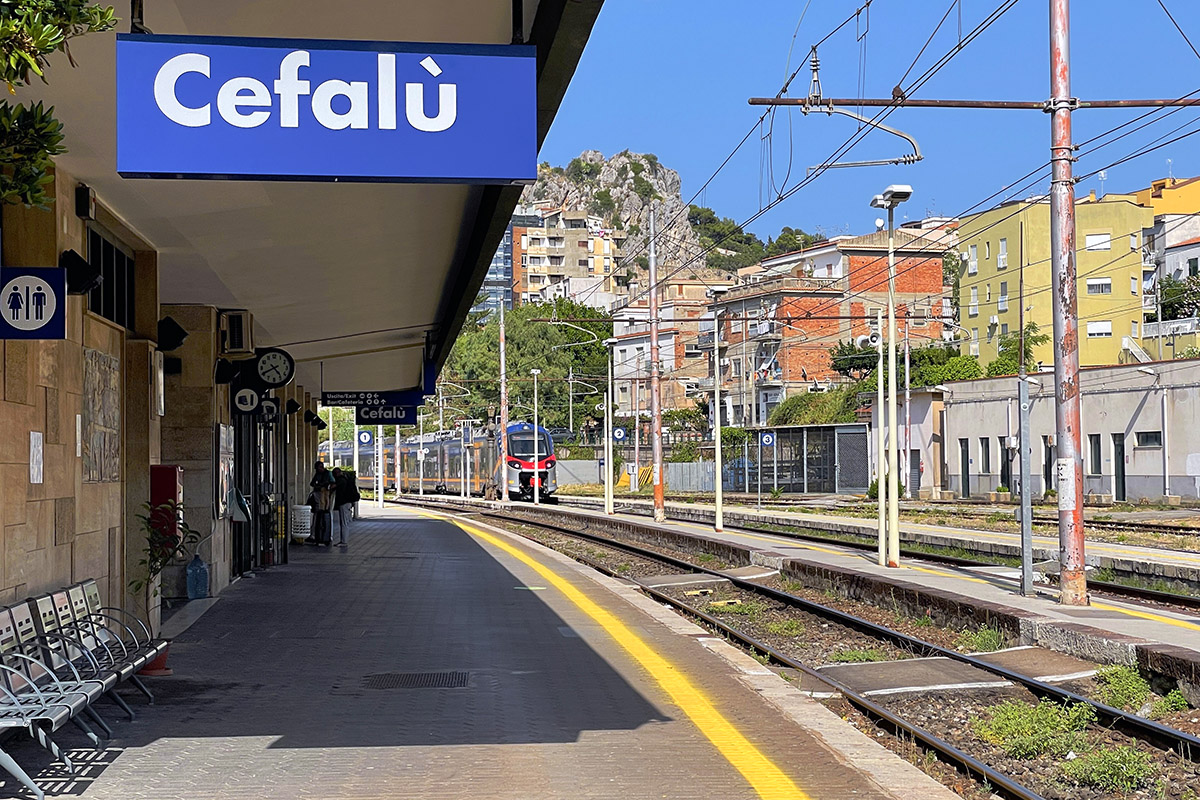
877,688,1200,800
508,523,669,579
657,583,918,666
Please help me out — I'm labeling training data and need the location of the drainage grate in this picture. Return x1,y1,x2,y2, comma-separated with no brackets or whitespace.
361,671,471,690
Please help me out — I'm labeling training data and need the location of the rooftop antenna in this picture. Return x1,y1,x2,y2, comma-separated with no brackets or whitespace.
1167,158,1174,182
1098,170,1107,198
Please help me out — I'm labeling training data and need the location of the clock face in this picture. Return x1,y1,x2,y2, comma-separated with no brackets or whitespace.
256,349,294,386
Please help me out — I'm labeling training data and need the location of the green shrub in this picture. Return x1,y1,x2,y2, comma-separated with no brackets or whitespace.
956,625,1006,653
867,478,905,501
828,648,889,663
973,700,1095,758
1094,665,1151,711
708,600,767,618
1150,689,1189,719
766,619,804,637
1060,745,1154,792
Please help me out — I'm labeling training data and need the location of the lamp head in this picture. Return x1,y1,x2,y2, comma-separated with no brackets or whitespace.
603,337,618,347
870,194,886,210
530,368,542,376
883,184,913,204
1137,366,1157,377
707,286,729,299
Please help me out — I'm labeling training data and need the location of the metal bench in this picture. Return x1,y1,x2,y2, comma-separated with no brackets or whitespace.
0,609,112,799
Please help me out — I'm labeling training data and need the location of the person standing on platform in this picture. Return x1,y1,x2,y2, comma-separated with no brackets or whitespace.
308,461,335,546
331,467,357,547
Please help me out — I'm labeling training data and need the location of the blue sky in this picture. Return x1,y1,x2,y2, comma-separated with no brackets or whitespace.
539,0,1200,241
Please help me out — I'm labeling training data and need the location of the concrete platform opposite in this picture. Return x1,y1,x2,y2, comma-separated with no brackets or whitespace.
2,507,962,800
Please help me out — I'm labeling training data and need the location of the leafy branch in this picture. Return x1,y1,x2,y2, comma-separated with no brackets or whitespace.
0,0,117,207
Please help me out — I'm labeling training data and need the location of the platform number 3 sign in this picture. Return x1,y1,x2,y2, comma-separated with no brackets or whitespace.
0,268,65,340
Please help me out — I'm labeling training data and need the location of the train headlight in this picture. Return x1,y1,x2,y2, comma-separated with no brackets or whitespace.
507,460,521,469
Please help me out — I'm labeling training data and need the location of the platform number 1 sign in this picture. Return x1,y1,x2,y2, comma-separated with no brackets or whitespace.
0,268,65,340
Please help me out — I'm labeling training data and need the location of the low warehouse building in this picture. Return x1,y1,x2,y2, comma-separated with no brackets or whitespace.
942,359,1200,503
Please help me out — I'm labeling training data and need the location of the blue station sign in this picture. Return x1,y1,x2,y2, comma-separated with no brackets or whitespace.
355,406,417,426
116,34,537,183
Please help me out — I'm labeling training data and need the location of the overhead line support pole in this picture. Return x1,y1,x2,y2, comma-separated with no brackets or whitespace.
499,297,510,503
649,209,666,522
1049,0,1087,606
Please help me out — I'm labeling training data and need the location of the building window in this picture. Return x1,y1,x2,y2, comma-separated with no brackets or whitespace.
87,225,136,331
1086,278,1112,295
979,437,990,474
986,284,992,303
1130,275,1138,295
997,238,1008,269
1136,430,1163,447
970,328,979,356
1085,233,1112,251
968,245,978,275
577,240,587,249
968,286,979,317
985,241,991,260
1001,322,1009,336
1130,233,1138,250
998,281,1008,311
867,307,882,328
578,259,588,268
1190,257,1199,277
1131,320,1139,338
1086,320,1113,337
1088,433,1102,475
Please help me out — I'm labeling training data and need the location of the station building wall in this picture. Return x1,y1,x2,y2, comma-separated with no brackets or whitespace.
943,359,1200,502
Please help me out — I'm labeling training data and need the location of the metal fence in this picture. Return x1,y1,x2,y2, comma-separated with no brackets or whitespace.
727,424,870,494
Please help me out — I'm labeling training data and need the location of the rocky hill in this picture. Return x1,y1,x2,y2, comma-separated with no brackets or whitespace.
521,150,717,280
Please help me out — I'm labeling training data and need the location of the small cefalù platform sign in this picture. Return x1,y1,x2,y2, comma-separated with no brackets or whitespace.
116,34,536,183
354,406,416,426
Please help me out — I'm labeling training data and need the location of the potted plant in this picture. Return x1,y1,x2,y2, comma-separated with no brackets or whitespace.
992,485,1012,503
129,500,201,676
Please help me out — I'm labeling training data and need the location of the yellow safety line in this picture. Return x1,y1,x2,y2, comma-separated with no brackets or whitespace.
1090,600,1200,632
413,508,809,800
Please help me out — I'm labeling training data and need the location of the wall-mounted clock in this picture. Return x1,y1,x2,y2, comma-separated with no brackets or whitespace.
253,347,295,388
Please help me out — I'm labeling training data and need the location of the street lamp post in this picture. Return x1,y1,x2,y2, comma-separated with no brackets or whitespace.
708,286,729,532
871,184,913,569
531,368,542,506
604,338,618,515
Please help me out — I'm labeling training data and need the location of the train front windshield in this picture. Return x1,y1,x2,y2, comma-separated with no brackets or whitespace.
509,432,553,459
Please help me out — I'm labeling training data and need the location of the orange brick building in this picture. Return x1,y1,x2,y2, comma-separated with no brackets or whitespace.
710,229,949,425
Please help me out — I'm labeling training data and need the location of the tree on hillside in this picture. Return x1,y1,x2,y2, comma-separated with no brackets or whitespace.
1151,274,1200,322
766,227,818,257
0,1,117,207
442,298,612,430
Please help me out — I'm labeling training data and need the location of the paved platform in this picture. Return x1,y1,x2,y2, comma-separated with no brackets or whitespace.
0,507,959,800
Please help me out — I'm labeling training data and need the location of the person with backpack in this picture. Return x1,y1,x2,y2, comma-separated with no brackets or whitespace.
331,467,359,547
308,461,336,546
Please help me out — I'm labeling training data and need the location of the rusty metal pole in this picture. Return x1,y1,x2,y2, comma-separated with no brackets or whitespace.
1049,0,1088,605
649,208,667,522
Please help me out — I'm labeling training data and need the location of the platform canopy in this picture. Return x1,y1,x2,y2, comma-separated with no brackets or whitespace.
22,0,601,394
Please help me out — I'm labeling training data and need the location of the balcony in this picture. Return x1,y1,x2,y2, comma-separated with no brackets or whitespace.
1144,317,1200,337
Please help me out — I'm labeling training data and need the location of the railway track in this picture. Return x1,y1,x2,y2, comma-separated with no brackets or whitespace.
553,495,1200,610
422,500,1200,800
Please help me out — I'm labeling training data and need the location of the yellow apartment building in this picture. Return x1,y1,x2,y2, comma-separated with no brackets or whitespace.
957,193,1154,369
1133,176,1200,215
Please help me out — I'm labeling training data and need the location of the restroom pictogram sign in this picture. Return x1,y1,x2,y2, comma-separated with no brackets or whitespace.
0,268,65,340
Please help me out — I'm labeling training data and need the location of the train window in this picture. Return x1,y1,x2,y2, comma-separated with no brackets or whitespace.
509,432,553,458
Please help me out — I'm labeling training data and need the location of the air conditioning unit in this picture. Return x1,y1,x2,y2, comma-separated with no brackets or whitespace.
219,310,255,359
1005,435,1018,450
